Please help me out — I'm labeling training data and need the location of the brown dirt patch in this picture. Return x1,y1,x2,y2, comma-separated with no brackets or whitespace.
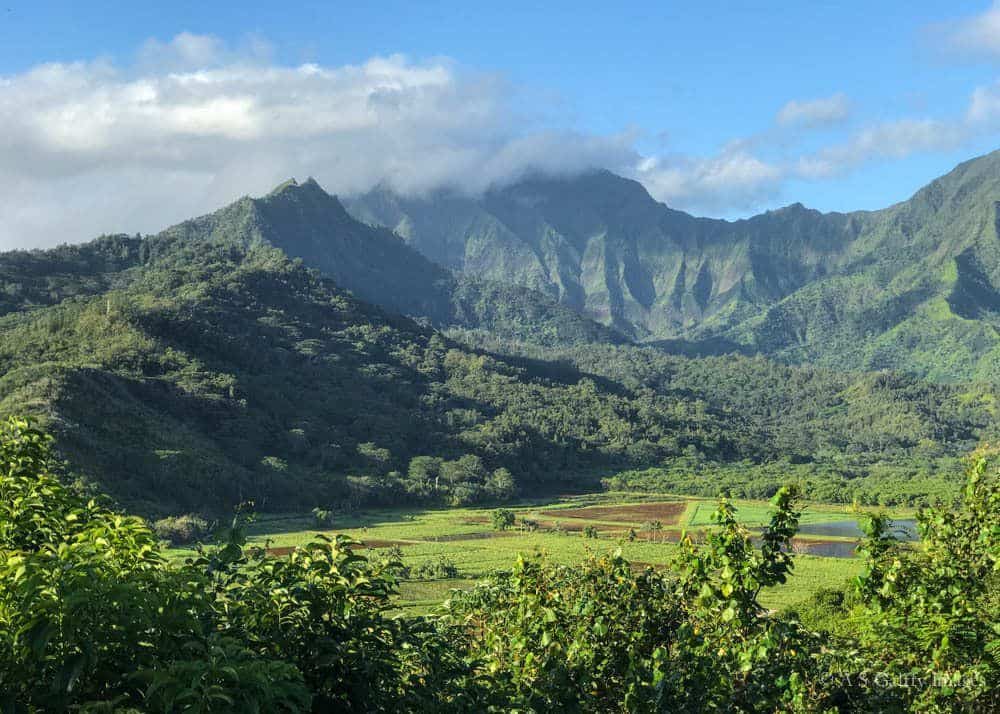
529,519,610,533
539,502,686,526
265,538,411,557
360,539,414,549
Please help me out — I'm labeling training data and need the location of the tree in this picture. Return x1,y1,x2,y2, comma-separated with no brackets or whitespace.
485,467,516,501
439,454,486,487
408,456,443,493
152,514,211,545
311,507,334,527
642,519,663,543
853,448,1000,710
491,508,516,531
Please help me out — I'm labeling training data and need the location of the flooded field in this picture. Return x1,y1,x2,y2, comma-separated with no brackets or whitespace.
797,518,918,541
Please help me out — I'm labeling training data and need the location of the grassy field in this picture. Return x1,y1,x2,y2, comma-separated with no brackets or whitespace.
171,491,883,614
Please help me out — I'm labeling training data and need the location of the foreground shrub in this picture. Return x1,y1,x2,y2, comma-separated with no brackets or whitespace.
447,553,682,711
0,418,476,712
849,447,1000,711
665,486,847,712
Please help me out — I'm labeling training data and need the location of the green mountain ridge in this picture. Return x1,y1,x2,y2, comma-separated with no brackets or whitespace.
0,180,994,513
346,150,1000,381
2,234,807,514
170,177,627,348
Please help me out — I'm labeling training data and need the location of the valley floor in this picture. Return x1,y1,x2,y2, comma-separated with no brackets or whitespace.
171,492,909,614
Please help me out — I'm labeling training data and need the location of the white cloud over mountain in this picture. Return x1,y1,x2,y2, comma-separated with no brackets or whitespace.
636,150,784,215
0,31,998,249
0,38,637,248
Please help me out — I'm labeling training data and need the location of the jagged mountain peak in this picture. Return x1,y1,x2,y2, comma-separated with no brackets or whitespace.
149,177,626,347
260,176,349,214
268,177,300,194
345,150,1000,381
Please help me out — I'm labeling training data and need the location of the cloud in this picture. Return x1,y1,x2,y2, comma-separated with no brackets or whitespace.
776,93,851,128
967,80,1000,123
930,2,1000,59
629,93,855,213
791,71,1000,180
796,118,967,178
3,32,1000,248
0,37,636,249
137,32,227,70
635,149,784,214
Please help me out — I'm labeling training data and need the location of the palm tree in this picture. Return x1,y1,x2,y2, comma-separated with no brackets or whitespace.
642,520,664,543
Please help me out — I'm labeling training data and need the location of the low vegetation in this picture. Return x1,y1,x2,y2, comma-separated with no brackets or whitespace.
1,417,995,711
151,513,211,545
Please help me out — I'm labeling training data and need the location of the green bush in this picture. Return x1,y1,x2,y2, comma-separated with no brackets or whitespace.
849,447,1000,710
152,513,211,545
446,553,681,711
490,508,515,531
0,417,475,711
310,506,334,528
409,556,460,580
1,417,996,712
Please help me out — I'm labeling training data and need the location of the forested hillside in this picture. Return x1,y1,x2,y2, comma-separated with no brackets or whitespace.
0,179,995,514
349,150,1000,382
0,232,755,514
0,225,990,513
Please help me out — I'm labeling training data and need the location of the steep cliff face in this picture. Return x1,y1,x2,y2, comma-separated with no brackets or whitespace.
346,151,1000,380
346,171,860,339
721,151,1000,380
155,178,625,347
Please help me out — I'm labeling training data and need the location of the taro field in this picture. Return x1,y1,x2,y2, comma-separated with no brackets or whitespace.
169,492,914,614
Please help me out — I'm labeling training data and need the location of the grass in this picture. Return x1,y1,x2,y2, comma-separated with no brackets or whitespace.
170,491,889,615
685,498,868,527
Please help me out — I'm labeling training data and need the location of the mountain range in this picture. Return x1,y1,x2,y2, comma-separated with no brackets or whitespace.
2,153,1000,513
347,151,1000,382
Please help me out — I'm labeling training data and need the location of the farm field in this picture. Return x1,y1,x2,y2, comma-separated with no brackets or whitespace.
171,491,892,614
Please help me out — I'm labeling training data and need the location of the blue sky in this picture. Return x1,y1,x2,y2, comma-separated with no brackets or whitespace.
2,1,1000,246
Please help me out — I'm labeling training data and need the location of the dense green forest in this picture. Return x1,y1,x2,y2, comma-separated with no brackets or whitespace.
0,223,994,514
451,331,998,505
0,231,751,513
1,419,995,712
